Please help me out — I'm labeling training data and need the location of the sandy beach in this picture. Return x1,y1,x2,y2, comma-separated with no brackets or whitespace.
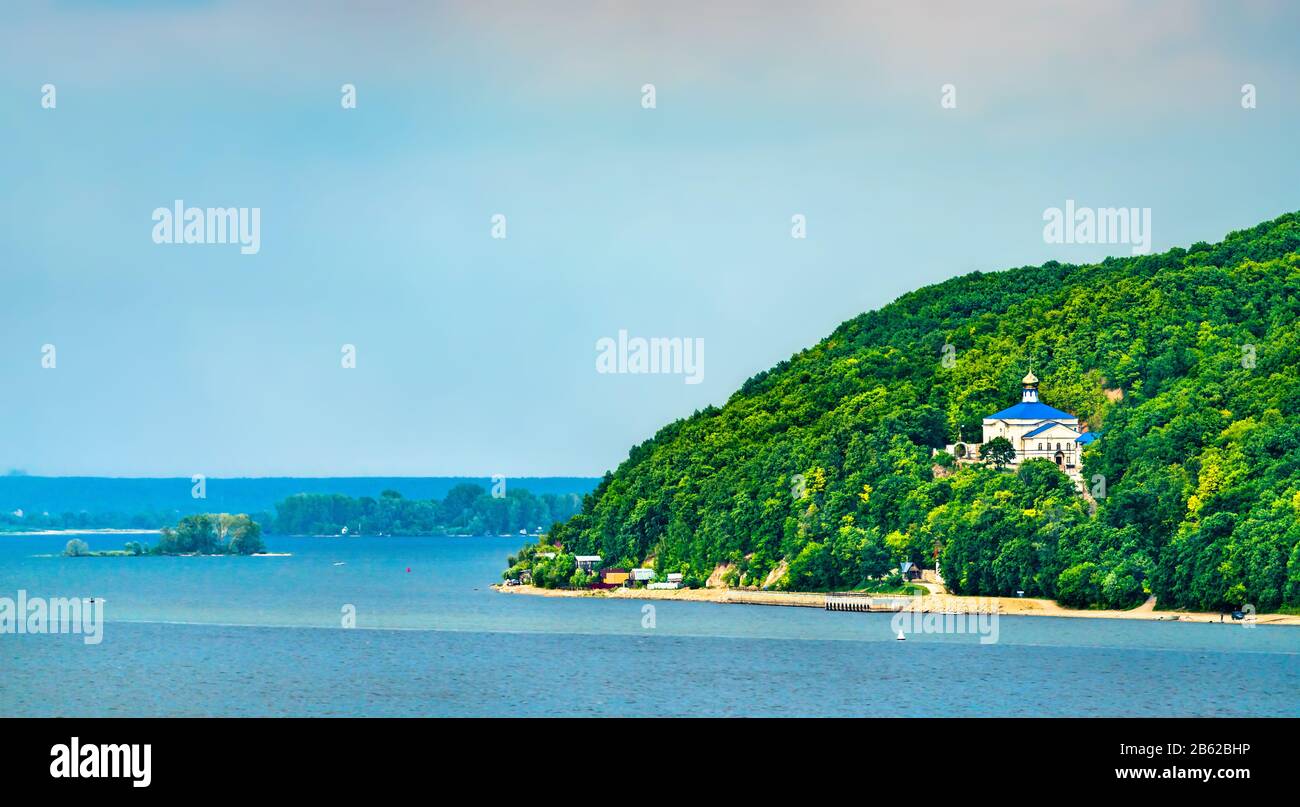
494,583,1300,626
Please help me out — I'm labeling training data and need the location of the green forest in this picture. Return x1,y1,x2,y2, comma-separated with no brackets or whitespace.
509,212,1300,613
272,484,582,537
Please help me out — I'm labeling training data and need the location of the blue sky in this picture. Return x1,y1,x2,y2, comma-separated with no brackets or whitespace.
2,1,1299,477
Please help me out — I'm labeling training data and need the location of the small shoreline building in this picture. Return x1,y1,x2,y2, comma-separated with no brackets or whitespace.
601,568,629,586
943,373,1098,481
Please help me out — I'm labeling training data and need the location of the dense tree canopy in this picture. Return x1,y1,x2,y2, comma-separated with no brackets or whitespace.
517,213,1300,612
157,513,265,555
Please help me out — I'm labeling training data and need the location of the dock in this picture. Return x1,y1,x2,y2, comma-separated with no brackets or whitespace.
825,594,915,612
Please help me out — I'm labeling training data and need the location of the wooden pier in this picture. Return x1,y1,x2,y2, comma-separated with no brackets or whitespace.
825,594,915,612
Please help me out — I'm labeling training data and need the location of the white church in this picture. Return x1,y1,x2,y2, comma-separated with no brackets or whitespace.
945,372,1099,478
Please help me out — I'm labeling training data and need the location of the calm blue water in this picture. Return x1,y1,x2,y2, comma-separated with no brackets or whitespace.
2,534,1298,716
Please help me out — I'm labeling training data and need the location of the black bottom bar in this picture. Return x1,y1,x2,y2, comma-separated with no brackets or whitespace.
2,717,1290,794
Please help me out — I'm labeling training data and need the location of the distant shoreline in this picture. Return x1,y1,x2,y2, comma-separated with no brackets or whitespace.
32,551,292,558
0,528,162,536
494,584,1300,626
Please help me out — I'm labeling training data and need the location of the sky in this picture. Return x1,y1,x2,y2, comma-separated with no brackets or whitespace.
1,1,1299,477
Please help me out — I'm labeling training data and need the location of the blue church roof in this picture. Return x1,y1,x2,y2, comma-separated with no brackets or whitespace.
986,401,1076,421
1022,422,1070,438
1076,431,1102,444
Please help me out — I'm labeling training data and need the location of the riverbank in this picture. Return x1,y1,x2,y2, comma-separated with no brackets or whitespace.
494,584,1300,625
497,583,827,608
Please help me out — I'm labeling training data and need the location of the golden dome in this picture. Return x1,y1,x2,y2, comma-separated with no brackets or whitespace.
1022,371,1039,385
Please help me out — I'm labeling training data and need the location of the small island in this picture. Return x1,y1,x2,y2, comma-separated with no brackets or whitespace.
63,513,265,557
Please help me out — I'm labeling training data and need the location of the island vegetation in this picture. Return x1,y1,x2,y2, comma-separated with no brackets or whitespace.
63,513,265,556
508,212,1300,614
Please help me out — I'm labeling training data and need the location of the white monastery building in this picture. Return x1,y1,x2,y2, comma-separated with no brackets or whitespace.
945,373,1099,479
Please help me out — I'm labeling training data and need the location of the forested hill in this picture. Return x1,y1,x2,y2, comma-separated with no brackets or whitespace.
525,212,1300,612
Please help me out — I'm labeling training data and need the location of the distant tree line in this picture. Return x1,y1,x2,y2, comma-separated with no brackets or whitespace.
1,509,189,532
271,484,582,536
15,483,582,540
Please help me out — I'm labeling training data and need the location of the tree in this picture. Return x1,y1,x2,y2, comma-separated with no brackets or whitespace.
161,514,219,554
979,437,1017,469
1057,562,1101,607
226,515,266,555
155,513,264,555
63,539,90,557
